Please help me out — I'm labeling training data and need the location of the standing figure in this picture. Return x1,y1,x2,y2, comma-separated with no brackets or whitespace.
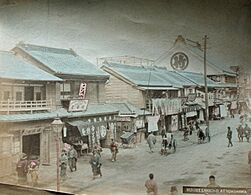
244,124,251,142
207,175,220,187
147,132,156,153
248,150,251,175
16,154,28,185
170,186,179,195
145,173,158,195
89,151,102,179
161,134,168,155
28,158,39,187
183,127,189,141
93,143,103,157
170,134,177,153
227,126,233,147
197,128,205,144
237,125,244,142
68,145,78,172
59,150,68,180
110,139,118,162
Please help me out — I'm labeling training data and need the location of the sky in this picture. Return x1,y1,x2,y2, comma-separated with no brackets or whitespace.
0,0,250,71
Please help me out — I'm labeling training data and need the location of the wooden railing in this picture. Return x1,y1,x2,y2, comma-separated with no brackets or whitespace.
0,99,52,114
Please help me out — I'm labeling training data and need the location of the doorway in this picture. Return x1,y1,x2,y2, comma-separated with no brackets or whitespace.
24,86,34,101
22,134,40,157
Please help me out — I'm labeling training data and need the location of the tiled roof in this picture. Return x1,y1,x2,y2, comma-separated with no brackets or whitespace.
175,71,221,88
0,51,62,81
110,102,151,116
102,62,197,88
16,43,109,78
0,103,119,122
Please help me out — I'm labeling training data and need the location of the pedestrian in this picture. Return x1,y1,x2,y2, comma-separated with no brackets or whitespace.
170,134,177,153
68,145,78,172
244,124,251,142
197,128,205,144
28,157,39,187
227,126,233,147
93,143,103,157
248,150,251,175
16,154,28,185
147,132,156,153
110,139,118,162
237,124,244,142
207,175,220,187
170,186,179,195
59,150,68,180
161,134,168,155
183,127,189,141
145,173,158,195
89,151,102,180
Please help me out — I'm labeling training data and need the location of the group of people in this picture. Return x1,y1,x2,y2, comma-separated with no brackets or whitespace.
146,131,176,155
144,173,219,195
183,120,209,144
59,145,78,180
16,154,39,186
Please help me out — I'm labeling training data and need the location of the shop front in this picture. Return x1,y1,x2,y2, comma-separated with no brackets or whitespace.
64,115,117,151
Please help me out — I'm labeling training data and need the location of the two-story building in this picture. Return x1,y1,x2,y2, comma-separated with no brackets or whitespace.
0,51,63,176
12,43,119,150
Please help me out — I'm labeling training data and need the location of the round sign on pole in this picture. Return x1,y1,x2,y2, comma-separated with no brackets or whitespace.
170,52,189,70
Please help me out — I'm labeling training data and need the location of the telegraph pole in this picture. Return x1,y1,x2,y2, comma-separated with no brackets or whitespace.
203,35,210,142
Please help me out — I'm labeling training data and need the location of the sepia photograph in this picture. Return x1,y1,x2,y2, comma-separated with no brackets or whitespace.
0,0,251,194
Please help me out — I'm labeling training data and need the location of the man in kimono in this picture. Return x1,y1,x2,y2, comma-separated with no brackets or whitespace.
68,145,78,172
147,132,156,153
145,173,158,195
16,154,28,185
89,151,102,180
60,150,68,180
110,139,118,162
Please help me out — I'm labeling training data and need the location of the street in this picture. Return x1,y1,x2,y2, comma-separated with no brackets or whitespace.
1,115,251,195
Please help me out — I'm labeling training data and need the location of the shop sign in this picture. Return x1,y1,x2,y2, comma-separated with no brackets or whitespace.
22,128,42,136
68,99,88,112
116,116,131,122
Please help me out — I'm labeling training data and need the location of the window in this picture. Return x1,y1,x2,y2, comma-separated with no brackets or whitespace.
3,91,10,100
36,92,41,101
16,92,22,101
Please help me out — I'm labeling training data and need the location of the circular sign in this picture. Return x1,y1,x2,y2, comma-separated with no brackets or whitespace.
170,52,189,70
100,125,107,139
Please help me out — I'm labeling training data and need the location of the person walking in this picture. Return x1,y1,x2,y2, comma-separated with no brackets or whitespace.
147,132,156,153
170,134,177,153
244,124,251,143
28,157,39,187
16,154,28,185
248,150,251,175
59,150,68,180
110,139,118,162
227,127,233,147
89,151,102,180
68,145,78,172
145,173,158,195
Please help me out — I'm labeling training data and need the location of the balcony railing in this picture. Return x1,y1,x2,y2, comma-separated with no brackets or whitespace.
0,99,52,114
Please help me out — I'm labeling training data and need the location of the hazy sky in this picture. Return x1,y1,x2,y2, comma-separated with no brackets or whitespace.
0,0,250,71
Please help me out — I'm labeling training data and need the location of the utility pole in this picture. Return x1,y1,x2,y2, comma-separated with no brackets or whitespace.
203,35,210,142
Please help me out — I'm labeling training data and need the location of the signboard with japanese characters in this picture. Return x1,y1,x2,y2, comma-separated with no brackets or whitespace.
68,99,89,112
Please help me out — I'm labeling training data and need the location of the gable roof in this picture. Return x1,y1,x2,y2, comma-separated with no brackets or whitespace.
154,36,236,76
0,51,62,81
14,43,109,79
102,62,197,88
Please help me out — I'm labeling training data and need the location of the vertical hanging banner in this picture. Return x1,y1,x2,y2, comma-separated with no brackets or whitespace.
79,82,87,99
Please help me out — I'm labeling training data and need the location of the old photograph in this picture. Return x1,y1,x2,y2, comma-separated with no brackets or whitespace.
0,0,251,194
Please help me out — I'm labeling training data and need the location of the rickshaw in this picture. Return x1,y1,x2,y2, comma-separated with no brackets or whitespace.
120,132,136,148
